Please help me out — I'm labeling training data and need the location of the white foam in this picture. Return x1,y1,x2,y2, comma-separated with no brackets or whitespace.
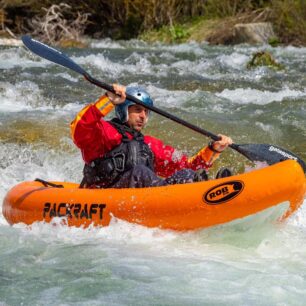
76,53,137,77
4,198,305,259
0,81,84,113
287,198,306,228
71,45,268,81
55,72,79,82
146,85,205,108
0,47,51,69
91,39,206,56
170,59,212,77
158,41,206,56
76,52,169,78
124,52,154,72
254,122,283,138
0,143,82,218
90,38,125,49
0,81,54,112
244,161,269,173
217,52,250,70
274,45,306,56
12,217,178,247
77,52,168,79
216,87,306,105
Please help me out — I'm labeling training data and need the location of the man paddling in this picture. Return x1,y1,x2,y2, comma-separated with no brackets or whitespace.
71,84,233,188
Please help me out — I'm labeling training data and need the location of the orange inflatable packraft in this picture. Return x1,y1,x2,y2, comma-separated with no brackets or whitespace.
3,160,306,231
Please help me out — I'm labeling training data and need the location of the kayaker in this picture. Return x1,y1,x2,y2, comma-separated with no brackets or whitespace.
71,84,233,188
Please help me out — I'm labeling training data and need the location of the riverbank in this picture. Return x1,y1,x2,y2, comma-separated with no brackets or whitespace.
139,16,275,45
0,1,305,46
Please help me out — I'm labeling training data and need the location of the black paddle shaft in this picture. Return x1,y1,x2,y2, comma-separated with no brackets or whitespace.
21,35,306,173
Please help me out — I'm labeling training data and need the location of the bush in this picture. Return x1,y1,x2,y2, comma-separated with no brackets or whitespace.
1,0,306,45
270,0,306,45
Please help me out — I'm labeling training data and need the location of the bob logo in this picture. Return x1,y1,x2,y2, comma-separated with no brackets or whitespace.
203,181,244,205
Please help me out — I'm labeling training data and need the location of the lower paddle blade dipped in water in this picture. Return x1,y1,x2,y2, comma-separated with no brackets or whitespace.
232,143,306,173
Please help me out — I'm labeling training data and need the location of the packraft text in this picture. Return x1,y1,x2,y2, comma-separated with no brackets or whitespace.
43,202,106,219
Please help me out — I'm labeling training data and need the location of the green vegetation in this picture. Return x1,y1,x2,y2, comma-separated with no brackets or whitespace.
247,51,284,70
270,0,306,45
0,0,305,46
140,24,191,44
268,36,280,47
140,17,226,43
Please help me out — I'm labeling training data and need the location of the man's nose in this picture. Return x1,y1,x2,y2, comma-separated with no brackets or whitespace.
140,110,147,118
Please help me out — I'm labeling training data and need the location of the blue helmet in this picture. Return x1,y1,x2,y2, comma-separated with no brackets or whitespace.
115,86,153,123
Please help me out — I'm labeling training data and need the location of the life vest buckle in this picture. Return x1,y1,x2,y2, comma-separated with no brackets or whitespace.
111,152,126,172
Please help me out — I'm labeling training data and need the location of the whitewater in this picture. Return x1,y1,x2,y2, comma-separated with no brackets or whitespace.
0,39,305,305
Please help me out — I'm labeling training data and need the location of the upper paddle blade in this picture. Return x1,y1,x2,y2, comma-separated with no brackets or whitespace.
21,35,87,76
233,143,306,173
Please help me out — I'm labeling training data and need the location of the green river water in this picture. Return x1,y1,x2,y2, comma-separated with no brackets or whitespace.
0,39,305,305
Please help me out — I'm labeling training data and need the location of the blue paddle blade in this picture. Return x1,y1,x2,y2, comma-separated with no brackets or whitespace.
234,143,306,173
21,35,87,76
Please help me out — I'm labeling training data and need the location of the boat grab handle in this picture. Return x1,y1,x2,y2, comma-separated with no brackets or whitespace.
35,178,64,188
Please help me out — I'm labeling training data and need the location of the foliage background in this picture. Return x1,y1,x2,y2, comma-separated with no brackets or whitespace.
0,0,305,45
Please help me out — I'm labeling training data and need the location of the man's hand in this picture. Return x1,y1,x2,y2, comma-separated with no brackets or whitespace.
211,134,233,152
107,84,126,104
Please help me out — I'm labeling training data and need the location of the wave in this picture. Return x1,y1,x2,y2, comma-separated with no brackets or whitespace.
0,81,83,112
76,52,177,78
216,87,306,105
0,142,82,204
0,46,51,69
0,80,53,112
91,38,206,56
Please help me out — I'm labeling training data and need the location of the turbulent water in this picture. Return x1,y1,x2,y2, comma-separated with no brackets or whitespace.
0,39,305,305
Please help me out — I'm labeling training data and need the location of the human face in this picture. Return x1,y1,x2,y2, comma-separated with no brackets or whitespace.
127,105,149,131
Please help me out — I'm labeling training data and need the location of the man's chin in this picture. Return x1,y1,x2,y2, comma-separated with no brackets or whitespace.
134,125,144,131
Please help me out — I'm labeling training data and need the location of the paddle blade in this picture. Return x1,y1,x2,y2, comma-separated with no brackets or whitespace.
233,143,306,173
21,35,87,76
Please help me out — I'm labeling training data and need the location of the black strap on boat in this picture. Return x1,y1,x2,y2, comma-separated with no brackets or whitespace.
35,178,64,188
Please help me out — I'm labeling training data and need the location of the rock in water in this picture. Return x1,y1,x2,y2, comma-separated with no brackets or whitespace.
247,51,284,70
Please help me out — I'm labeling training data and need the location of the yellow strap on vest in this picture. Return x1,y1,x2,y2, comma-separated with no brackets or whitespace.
94,95,114,116
70,95,114,140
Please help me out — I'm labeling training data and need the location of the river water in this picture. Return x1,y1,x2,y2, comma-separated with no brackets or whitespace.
0,39,305,305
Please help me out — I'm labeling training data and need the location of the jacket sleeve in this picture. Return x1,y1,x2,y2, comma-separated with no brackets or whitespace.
146,136,221,177
187,146,220,170
70,95,115,162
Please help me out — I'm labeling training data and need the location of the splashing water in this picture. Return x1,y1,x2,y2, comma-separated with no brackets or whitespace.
0,40,305,305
